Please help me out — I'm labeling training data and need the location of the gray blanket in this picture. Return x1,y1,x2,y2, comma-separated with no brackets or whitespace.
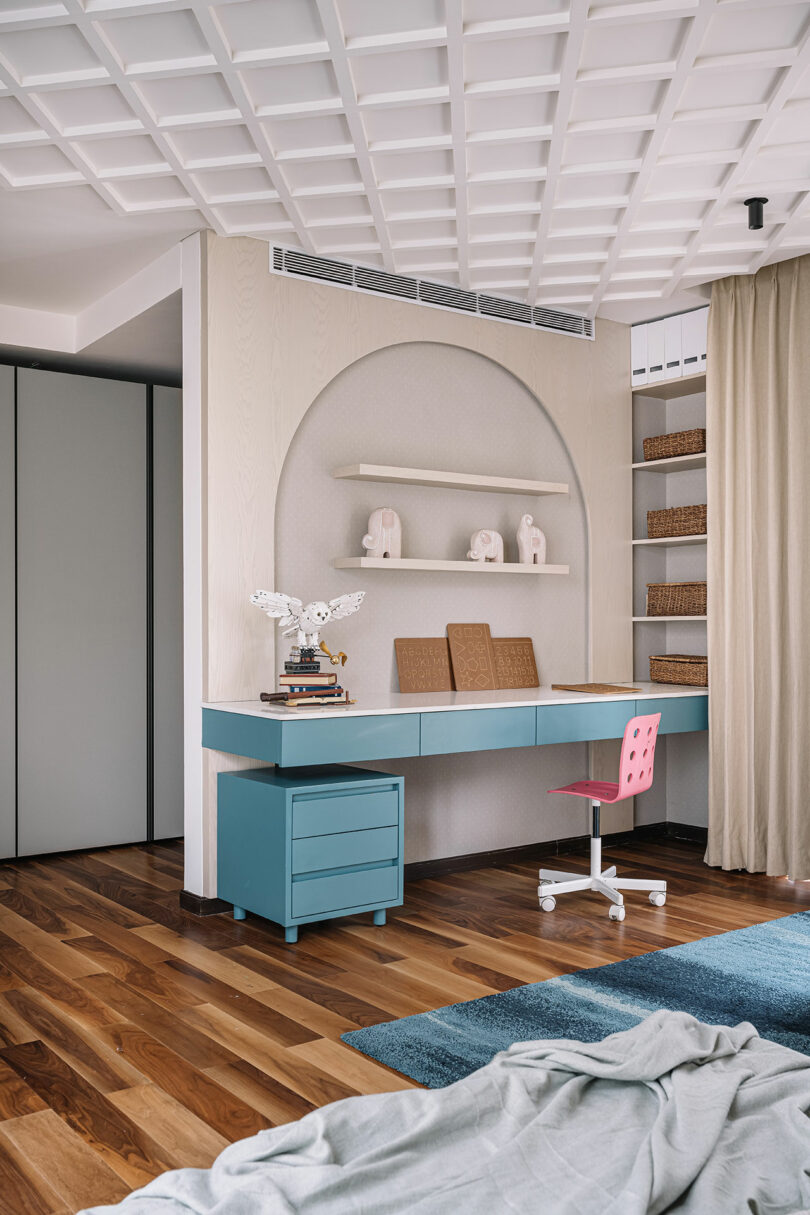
81,1011,810,1214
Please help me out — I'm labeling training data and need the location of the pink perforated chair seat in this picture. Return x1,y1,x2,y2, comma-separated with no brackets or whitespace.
550,779,622,803
547,714,661,805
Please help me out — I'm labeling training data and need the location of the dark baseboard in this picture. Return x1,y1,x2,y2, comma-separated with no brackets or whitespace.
180,821,709,914
634,820,708,845
404,820,707,883
179,890,231,916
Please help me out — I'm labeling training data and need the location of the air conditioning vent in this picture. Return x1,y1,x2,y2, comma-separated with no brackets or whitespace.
279,248,353,285
269,247,593,340
533,307,593,339
354,266,418,299
418,280,477,312
479,294,532,325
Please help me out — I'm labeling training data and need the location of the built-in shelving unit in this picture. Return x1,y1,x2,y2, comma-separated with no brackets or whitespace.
632,365,707,681
333,463,569,497
333,557,569,575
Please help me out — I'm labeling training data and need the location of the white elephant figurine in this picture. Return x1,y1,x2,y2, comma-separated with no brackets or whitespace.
467,529,504,562
516,514,547,565
363,507,402,558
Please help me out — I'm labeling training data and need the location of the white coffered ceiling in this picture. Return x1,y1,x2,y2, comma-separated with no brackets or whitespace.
2,0,810,323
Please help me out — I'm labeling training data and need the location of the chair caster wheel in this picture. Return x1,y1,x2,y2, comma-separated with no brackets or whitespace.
609,905,626,922
540,897,556,913
649,892,666,907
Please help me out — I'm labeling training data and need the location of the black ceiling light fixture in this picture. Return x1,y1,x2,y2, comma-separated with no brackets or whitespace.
744,196,768,230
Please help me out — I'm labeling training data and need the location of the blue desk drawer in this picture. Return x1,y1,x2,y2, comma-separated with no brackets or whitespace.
640,696,708,734
292,864,399,918
292,826,398,875
280,714,419,766
537,702,629,746
420,707,535,756
292,789,399,837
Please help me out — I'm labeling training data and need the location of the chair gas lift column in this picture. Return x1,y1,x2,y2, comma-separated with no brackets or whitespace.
540,713,666,922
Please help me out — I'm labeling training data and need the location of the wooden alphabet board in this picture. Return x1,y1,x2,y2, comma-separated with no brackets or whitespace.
446,623,498,692
395,638,455,693
492,637,539,689
551,683,641,695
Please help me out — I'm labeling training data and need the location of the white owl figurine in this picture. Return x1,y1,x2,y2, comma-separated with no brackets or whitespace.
250,590,365,647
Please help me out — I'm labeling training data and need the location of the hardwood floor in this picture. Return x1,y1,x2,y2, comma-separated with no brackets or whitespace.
0,836,807,1212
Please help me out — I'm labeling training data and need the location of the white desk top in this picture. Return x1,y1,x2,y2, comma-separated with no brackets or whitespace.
203,682,707,722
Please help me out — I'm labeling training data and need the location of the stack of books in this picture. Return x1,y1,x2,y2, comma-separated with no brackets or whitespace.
279,647,347,707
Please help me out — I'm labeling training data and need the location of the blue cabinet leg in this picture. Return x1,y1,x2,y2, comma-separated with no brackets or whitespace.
233,905,246,921
372,909,386,926
285,925,299,943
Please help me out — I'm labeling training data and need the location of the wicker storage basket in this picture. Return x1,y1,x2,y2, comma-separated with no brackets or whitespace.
646,581,707,616
643,428,706,462
650,654,708,687
647,503,707,538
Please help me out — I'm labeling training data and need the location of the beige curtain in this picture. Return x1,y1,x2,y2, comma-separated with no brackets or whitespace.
706,254,810,880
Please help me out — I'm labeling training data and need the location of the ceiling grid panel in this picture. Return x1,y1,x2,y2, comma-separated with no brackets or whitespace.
526,0,587,305
445,0,469,289
586,0,717,318
58,0,220,228
1,0,810,321
314,0,396,271
187,2,316,247
665,9,810,297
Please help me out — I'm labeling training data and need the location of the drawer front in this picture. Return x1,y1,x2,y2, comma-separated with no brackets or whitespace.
280,714,419,766
292,864,399,918
537,702,630,746
420,707,535,756
292,789,399,838
639,696,708,734
292,826,398,875
203,709,282,763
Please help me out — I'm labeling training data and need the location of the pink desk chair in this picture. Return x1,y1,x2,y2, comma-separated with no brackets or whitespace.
540,713,665,922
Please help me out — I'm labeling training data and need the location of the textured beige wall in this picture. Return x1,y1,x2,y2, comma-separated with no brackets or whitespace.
195,232,631,895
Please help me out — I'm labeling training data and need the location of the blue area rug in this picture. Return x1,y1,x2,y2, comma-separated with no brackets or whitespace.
342,910,810,1087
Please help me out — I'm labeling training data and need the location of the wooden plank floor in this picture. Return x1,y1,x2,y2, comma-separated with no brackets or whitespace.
0,837,807,1212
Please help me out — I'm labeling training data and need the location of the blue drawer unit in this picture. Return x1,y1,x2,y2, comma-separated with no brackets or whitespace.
639,696,708,734
537,701,629,745
420,706,535,755
217,765,404,943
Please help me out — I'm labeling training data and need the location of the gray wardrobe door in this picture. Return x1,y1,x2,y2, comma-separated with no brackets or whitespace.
0,367,15,859
153,386,183,839
16,368,147,854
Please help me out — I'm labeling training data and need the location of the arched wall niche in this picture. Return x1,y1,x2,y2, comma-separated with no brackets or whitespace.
195,233,631,892
276,341,589,700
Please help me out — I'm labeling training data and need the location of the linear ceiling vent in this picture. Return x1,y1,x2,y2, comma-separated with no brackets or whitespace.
479,294,533,325
270,247,593,340
276,247,353,286
418,281,477,312
534,307,593,338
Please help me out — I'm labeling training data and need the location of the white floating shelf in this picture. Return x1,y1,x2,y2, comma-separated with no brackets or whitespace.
632,453,706,473
632,372,706,400
333,463,568,497
632,615,707,622
633,535,707,548
333,557,569,575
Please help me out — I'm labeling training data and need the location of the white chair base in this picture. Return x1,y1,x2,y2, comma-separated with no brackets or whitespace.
538,802,666,922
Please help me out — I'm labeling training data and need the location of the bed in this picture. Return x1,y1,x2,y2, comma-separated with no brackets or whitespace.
80,1010,810,1214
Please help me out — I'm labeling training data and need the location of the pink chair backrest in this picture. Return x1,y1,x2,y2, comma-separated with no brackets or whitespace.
618,713,661,797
